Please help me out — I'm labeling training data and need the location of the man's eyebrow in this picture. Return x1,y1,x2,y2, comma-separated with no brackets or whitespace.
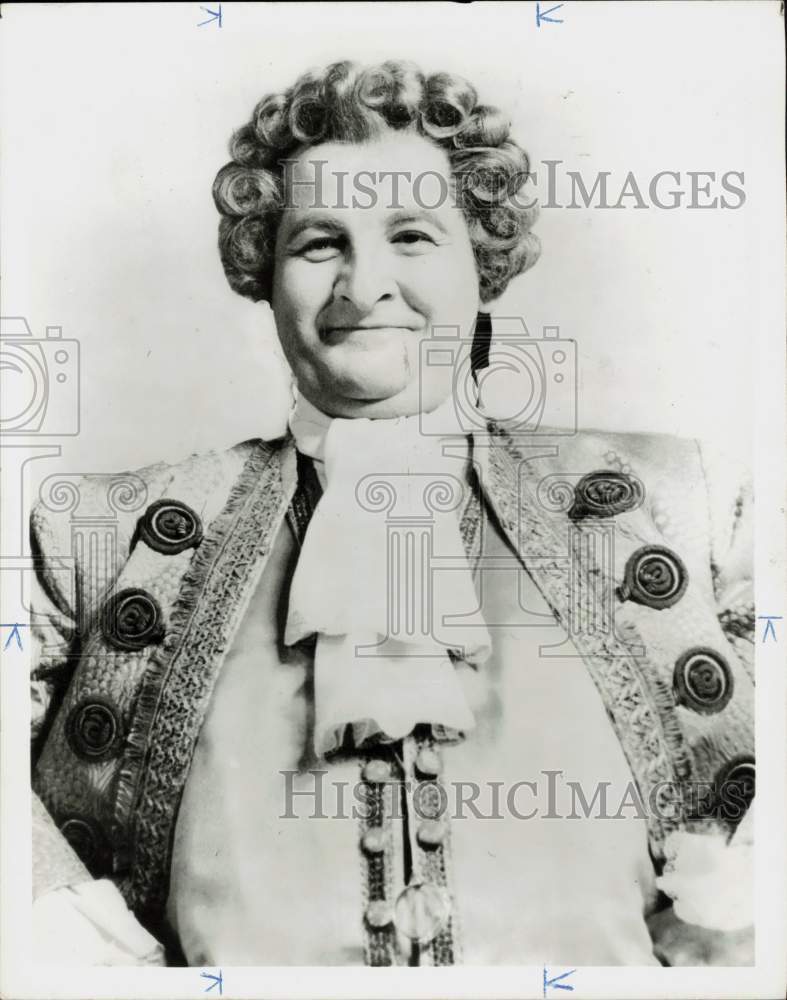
281,215,345,242
387,209,450,234
280,208,451,243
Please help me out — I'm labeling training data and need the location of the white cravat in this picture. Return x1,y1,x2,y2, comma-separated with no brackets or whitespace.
286,392,491,755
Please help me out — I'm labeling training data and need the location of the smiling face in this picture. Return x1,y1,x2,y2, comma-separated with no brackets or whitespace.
271,131,481,418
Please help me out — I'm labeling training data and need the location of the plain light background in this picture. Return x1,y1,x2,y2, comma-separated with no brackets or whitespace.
2,1,782,486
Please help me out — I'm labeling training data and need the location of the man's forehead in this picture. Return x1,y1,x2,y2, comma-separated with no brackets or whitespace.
282,133,456,214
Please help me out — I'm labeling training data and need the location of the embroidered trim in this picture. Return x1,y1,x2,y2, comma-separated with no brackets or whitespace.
405,732,459,966
718,605,755,642
359,753,398,966
116,440,291,923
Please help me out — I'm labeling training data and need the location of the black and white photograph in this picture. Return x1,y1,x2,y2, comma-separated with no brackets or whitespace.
0,2,784,997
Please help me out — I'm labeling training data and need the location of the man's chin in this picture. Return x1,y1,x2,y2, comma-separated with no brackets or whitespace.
311,374,415,418
328,386,414,419
326,358,412,404
341,395,421,419
306,344,451,417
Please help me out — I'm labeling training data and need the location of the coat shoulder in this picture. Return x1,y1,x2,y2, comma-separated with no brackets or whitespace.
30,436,287,567
488,422,702,481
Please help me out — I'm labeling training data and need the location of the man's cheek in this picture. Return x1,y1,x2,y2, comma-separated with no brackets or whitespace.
275,303,317,352
415,265,477,320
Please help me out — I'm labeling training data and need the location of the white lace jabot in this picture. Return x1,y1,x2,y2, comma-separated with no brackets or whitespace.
287,391,491,755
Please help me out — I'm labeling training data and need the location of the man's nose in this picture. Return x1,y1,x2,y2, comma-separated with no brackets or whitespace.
333,250,396,313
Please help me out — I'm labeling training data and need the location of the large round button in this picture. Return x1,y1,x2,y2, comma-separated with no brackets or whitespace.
715,757,755,823
618,546,688,610
101,589,165,651
674,648,733,714
59,816,109,871
415,748,442,779
394,882,451,944
365,900,394,929
417,820,447,849
137,499,203,555
361,828,387,855
66,698,123,760
568,470,644,520
363,759,392,784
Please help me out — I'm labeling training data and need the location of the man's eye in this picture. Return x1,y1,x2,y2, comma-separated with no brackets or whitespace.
392,230,437,248
298,237,342,261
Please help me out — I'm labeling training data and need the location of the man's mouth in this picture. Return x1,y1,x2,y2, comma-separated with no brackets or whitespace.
322,325,418,343
326,324,416,332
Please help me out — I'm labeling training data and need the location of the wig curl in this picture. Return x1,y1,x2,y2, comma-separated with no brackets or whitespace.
214,60,540,303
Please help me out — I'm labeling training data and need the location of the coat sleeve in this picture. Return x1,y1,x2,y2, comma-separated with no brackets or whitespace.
29,496,88,897
647,808,754,966
697,438,755,678
646,440,755,966
29,499,166,966
29,498,80,751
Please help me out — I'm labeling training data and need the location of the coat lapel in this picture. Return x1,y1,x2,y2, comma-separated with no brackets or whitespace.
121,438,297,923
472,426,693,858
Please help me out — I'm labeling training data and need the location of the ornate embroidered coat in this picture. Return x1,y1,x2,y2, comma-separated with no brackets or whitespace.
29,423,755,950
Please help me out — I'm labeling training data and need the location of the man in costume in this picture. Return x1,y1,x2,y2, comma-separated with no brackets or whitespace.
30,60,754,966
